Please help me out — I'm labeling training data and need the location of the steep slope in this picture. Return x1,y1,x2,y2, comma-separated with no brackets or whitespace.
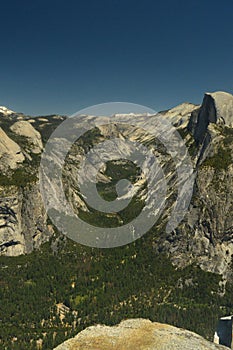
162,91,233,278
10,120,43,154
0,93,232,280
39,92,233,277
0,113,64,255
0,93,232,349
0,127,25,171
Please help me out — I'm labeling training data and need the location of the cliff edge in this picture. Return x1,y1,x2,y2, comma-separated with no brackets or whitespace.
53,319,228,350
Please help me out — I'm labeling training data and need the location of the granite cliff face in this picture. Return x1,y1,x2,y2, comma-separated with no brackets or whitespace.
0,93,232,280
189,92,233,138
53,319,227,350
0,112,64,255
159,92,233,278
0,182,50,255
0,127,25,171
10,120,43,154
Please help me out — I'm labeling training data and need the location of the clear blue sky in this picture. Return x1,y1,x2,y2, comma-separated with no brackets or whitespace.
1,0,233,116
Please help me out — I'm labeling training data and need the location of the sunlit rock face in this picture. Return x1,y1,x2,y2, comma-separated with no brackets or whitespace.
210,92,233,127
189,91,233,144
10,120,43,154
160,102,200,127
0,183,51,256
163,92,233,279
0,127,25,172
0,113,62,256
53,319,228,350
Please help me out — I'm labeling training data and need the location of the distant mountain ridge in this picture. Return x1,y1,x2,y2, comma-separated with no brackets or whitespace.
0,92,232,279
0,93,233,350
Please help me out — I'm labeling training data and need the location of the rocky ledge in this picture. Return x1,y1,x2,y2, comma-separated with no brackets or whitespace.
53,319,228,350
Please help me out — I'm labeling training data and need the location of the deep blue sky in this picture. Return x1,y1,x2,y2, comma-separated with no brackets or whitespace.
1,0,233,116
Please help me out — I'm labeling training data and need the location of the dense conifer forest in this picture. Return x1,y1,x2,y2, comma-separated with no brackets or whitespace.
1,229,233,349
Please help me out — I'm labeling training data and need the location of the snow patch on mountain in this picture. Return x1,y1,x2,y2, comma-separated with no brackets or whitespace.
0,106,15,115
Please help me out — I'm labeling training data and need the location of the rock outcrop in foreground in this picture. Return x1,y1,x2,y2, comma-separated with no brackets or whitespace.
53,319,227,350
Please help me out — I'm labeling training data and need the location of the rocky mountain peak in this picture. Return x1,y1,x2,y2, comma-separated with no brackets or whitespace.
10,120,43,154
189,91,233,144
207,91,233,127
160,102,200,127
